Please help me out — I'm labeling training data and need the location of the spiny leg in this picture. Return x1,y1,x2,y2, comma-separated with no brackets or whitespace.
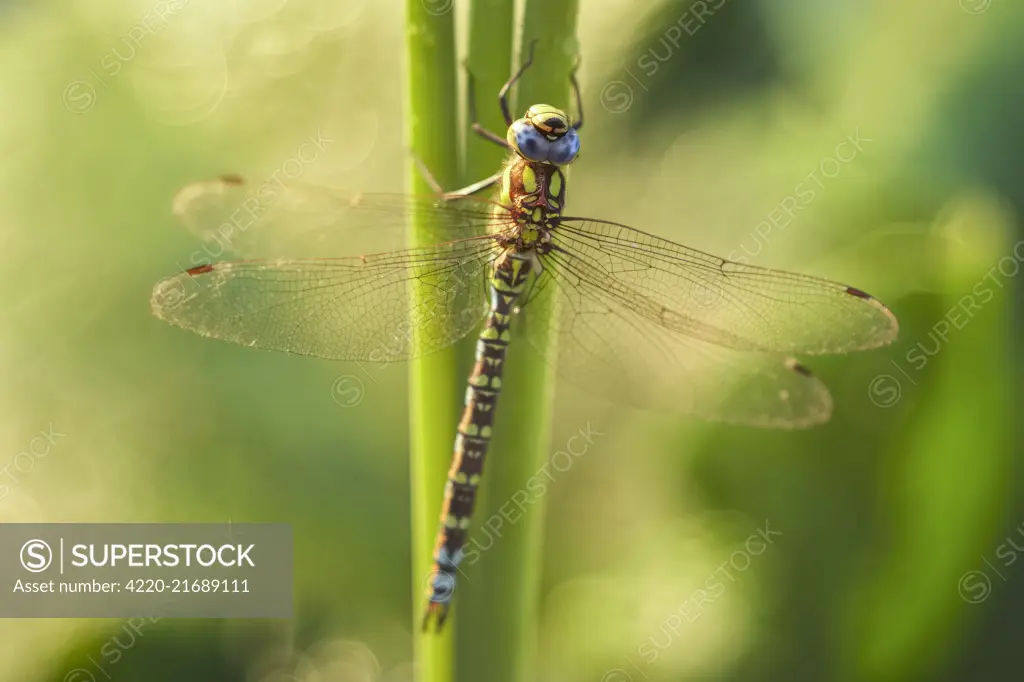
414,41,541,197
411,152,503,201
570,54,584,131
410,153,447,195
498,38,539,126
443,171,504,200
467,60,514,151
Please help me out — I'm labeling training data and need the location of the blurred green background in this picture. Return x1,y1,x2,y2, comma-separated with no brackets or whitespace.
1,0,1022,680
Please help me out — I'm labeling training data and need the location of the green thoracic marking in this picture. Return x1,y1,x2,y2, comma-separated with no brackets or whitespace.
522,166,538,193
549,172,562,197
500,165,513,207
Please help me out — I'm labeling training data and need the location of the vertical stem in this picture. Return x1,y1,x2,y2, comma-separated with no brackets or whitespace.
516,2,581,110
405,2,458,680
458,3,580,681
465,1,516,183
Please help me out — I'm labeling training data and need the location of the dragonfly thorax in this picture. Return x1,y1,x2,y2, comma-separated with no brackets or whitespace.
500,155,566,240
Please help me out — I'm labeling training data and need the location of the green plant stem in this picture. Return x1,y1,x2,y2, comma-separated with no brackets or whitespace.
465,1,515,183
405,2,459,679
457,3,579,681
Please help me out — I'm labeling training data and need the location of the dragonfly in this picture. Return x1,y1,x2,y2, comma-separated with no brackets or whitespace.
150,42,898,632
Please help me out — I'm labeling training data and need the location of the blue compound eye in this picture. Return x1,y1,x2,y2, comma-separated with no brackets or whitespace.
548,130,580,165
510,121,552,162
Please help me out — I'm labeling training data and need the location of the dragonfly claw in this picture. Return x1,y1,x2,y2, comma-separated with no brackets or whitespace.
422,601,450,633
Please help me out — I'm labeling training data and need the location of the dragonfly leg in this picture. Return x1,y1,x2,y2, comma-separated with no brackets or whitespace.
410,151,503,201
498,39,539,126
570,54,584,131
410,152,447,195
466,61,514,150
441,172,503,200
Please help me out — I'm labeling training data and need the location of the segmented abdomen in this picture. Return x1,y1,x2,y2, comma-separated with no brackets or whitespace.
422,252,531,630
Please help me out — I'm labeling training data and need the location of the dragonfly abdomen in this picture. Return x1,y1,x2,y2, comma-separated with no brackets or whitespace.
423,252,532,631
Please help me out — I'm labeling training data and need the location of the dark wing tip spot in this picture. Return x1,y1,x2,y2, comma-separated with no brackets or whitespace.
219,173,246,186
186,264,215,275
845,286,872,300
845,286,901,345
785,358,815,377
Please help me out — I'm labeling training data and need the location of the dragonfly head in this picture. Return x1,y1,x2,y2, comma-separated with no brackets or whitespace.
507,104,580,167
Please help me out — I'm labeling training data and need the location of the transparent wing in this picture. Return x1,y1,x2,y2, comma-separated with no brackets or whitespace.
151,237,503,362
552,218,898,354
171,175,511,259
523,254,833,428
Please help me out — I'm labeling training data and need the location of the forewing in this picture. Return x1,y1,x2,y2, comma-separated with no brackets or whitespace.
151,238,501,362
553,218,898,355
171,175,510,259
523,248,833,428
